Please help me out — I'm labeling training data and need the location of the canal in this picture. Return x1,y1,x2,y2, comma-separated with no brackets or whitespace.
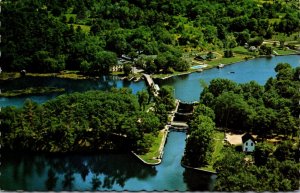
0,55,299,191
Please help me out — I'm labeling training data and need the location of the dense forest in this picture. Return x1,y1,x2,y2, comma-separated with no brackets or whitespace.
200,63,299,137
0,87,175,153
182,63,299,191
214,144,299,191
1,0,299,74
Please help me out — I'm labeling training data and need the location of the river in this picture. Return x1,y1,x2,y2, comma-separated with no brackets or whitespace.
0,55,299,191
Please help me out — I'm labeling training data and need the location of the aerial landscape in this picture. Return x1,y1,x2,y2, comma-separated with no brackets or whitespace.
0,0,299,191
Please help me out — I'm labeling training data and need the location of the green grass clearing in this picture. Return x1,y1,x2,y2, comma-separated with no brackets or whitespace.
138,130,165,164
65,14,77,22
206,53,253,66
273,48,298,55
199,131,224,172
68,24,91,33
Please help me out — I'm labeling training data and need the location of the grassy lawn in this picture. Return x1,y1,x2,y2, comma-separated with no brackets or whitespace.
206,53,252,67
68,24,91,33
138,130,165,164
152,70,194,79
199,131,224,172
232,46,258,56
273,48,298,55
152,50,254,79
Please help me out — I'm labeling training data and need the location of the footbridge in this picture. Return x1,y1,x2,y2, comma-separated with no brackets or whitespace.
143,74,159,96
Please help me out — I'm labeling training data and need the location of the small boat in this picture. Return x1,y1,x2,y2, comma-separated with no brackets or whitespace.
217,63,224,68
230,71,235,74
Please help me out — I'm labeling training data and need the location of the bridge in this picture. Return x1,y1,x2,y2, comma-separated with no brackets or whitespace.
143,74,159,96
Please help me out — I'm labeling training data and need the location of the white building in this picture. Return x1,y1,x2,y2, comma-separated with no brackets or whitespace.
242,133,256,152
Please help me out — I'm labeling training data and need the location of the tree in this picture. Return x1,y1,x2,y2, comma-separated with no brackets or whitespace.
236,30,250,46
123,63,132,75
254,142,273,166
92,51,117,75
207,78,239,97
192,104,215,121
157,86,176,111
253,107,277,138
183,115,215,167
259,44,272,55
223,50,233,58
248,36,264,47
137,90,149,110
274,140,298,162
225,34,237,48
214,91,254,130
276,107,297,137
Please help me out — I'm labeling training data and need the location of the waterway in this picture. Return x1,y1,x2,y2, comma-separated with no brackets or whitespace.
0,55,299,191
0,132,215,191
0,76,146,107
158,55,300,102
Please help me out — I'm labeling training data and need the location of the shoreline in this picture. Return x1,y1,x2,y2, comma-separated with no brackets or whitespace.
153,53,300,80
0,53,298,82
181,162,217,175
131,126,169,166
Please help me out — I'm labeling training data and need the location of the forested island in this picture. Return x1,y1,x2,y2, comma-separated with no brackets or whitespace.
0,86,175,153
1,0,299,77
182,63,299,191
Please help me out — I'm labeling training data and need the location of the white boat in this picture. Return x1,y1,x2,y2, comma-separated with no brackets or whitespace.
217,63,224,68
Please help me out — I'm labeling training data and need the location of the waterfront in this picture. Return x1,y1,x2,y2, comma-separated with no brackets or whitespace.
0,55,299,191
1,55,299,107
158,55,299,102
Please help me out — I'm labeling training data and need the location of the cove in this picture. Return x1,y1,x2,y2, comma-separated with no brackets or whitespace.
0,76,146,107
0,132,216,191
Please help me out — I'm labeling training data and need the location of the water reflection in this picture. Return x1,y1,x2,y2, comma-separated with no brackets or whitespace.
183,169,216,191
1,153,157,191
91,175,101,190
45,169,58,190
0,76,146,107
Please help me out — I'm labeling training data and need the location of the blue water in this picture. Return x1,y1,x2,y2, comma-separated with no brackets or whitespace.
0,132,215,191
0,55,299,107
158,55,300,102
0,76,146,107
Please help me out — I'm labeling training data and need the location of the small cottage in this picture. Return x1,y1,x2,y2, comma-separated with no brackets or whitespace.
242,133,256,152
